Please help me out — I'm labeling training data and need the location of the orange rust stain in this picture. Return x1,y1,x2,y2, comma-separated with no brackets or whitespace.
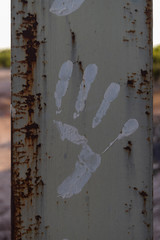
126,30,135,34
12,9,44,239
144,0,152,46
78,60,84,74
123,146,131,154
123,38,129,42
20,0,28,4
127,79,136,88
70,30,76,44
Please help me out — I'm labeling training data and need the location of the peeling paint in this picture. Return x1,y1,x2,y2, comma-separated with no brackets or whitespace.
54,60,73,114
92,82,120,128
50,0,86,16
74,64,98,119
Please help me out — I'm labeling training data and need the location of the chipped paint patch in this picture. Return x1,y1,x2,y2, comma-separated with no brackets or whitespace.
92,82,120,128
54,60,73,114
57,144,101,198
73,64,98,119
50,0,86,16
102,119,139,153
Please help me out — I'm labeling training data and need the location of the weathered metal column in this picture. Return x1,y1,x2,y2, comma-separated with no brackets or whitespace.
12,0,152,239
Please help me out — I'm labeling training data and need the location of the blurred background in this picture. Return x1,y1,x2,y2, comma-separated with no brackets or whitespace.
0,0,159,239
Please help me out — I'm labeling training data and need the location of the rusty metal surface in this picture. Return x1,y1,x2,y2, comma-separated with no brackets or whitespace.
12,0,152,239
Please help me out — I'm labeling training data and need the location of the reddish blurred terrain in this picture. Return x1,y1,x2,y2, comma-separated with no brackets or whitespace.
0,69,159,239
0,69,11,239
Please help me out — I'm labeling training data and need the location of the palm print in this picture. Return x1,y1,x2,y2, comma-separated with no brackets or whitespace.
53,60,139,199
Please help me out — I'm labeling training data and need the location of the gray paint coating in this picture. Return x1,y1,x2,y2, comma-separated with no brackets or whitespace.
12,0,152,239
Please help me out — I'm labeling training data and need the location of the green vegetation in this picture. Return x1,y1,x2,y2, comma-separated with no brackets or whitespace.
0,49,11,68
153,45,160,81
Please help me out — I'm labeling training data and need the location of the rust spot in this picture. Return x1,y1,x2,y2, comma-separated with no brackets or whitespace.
22,122,39,140
70,30,76,44
35,215,41,222
143,221,150,228
20,0,28,4
123,38,129,42
139,190,148,199
128,141,132,146
139,190,148,216
127,79,136,88
145,111,150,116
78,61,84,74
12,11,44,239
123,146,131,154
144,0,152,46
123,140,133,154
16,10,25,15
147,137,150,142
141,69,148,77
131,20,136,24
126,30,135,34
137,89,144,94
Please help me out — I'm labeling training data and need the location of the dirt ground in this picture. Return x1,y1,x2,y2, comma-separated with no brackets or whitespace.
0,69,159,239
0,69,11,239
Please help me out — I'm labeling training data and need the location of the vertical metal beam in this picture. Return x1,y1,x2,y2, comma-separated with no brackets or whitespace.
12,0,152,239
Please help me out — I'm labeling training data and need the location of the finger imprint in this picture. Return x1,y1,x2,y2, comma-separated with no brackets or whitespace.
102,119,139,154
54,60,73,114
92,82,120,128
50,0,86,16
73,64,98,119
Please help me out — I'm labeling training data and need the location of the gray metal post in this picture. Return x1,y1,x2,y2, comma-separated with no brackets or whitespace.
12,0,152,239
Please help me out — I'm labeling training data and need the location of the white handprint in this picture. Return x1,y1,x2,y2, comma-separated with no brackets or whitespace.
54,60,139,199
50,0,86,16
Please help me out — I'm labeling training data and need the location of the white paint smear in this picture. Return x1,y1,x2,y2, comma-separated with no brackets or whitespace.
73,64,98,119
50,0,86,16
102,119,139,154
10,104,16,118
92,82,120,128
54,120,87,145
57,144,101,198
55,119,139,198
54,60,73,114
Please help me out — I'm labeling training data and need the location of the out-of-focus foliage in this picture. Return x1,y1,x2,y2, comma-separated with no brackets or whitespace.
153,45,160,81
0,49,11,68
